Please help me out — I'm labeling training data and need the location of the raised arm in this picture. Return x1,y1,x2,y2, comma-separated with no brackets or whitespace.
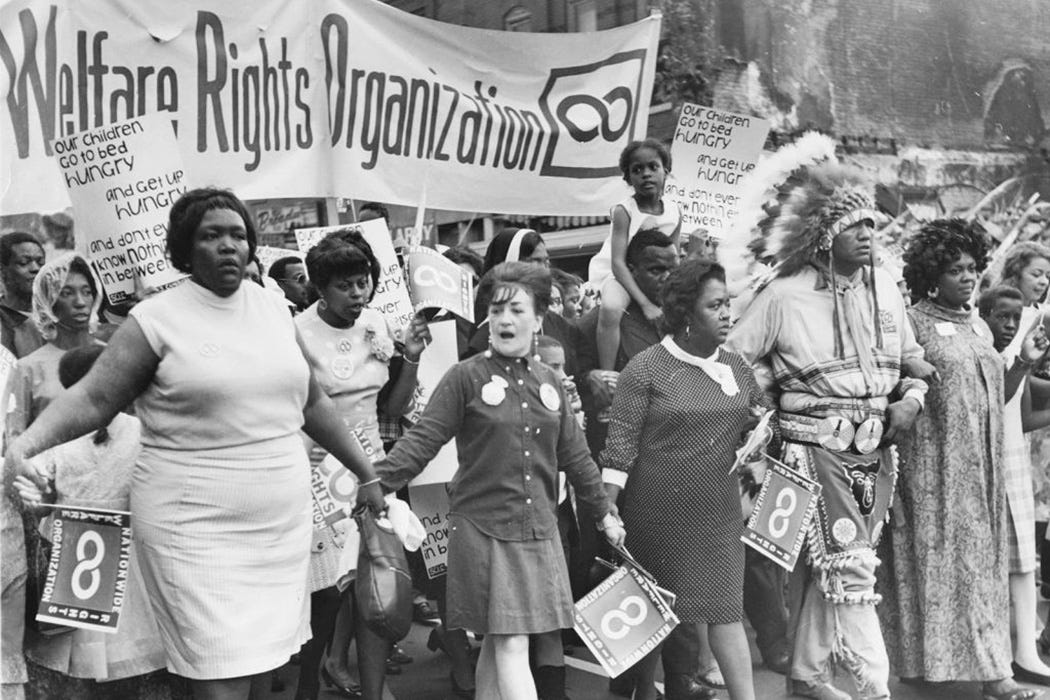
379,312,431,418
6,319,158,486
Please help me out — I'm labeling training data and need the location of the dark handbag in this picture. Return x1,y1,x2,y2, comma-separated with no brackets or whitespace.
353,505,413,641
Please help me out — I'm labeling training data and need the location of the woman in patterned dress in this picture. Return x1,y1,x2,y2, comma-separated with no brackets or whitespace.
294,229,430,700
601,260,764,700
880,219,1040,700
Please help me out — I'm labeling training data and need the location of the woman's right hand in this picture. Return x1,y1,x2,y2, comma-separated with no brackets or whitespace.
13,475,51,510
603,522,626,548
356,479,387,515
5,444,47,492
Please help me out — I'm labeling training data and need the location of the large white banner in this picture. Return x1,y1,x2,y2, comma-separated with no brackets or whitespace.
1,0,661,217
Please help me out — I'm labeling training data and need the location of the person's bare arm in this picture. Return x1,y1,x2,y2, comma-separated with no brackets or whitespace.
9,318,159,486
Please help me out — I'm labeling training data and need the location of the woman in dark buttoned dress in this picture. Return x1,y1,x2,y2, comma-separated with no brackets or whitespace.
375,262,625,700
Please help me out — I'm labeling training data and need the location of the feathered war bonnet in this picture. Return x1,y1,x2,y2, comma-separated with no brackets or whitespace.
719,133,887,360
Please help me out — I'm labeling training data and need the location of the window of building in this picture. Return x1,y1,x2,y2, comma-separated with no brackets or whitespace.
569,0,597,32
504,6,533,31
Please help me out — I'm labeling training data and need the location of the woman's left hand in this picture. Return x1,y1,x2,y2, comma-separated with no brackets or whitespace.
356,480,387,515
402,312,432,362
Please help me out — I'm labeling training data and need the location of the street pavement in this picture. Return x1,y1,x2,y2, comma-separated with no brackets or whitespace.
263,618,1049,700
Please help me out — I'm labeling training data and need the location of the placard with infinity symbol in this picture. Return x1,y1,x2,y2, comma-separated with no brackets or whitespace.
572,564,679,678
404,246,475,323
36,505,132,634
742,457,822,572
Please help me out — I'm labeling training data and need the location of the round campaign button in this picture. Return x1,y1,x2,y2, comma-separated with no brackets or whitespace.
816,416,854,452
540,383,561,411
853,418,884,455
481,381,505,406
331,356,354,380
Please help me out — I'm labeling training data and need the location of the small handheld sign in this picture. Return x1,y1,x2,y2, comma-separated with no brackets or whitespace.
36,505,132,634
573,548,679,678
404,246,475,323
742,455,822,571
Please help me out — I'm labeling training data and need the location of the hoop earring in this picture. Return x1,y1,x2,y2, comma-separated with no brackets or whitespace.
927,287,939,300
318,298,328,313
685,324,691,339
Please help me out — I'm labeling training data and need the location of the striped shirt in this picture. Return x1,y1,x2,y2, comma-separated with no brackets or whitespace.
726,265,927,423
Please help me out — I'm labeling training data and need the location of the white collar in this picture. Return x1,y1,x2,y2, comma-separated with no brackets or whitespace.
660,336,738,396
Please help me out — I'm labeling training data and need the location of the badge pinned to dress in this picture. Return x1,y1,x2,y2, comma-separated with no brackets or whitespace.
540,383,561,411
331,356,355,380
934,322,957,337
481,375,508,406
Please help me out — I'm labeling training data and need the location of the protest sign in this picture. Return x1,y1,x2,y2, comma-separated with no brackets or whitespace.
54,113,187,304
255,245,302,275
404,246,475,323
36,505,132,634
310,427,381,529
664,104,771,240
404,319,458,426
406,482,451,579
742,456,822,571
573,563,679,678
296,220,415,335
2,0,660,217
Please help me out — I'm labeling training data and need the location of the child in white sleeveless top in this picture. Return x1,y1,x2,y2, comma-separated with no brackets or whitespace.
590,139,681,370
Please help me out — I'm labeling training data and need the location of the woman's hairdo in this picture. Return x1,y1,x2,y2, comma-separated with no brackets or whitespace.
169,187,259,274
902,218,990,304
1000,241,1050,292
304,227,381,299
619,138,672,183
166,188,257,274
482,229,544,273
478,261,552,317
660,259,726,335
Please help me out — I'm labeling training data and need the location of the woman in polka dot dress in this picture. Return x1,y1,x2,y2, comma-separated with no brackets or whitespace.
602,260,765,700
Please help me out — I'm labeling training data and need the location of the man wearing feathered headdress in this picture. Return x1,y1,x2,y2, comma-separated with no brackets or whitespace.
726,157,929,700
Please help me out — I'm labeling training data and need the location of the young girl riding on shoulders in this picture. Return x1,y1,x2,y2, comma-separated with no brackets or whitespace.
590,139,681,370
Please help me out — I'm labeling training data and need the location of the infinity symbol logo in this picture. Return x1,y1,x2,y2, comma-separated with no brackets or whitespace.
538,49,648,179
554,87,634,144
599,595,648,640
